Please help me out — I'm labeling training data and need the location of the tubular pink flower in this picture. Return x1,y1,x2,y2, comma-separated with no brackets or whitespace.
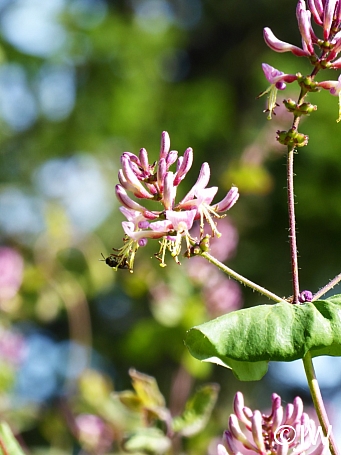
233,392,252,428
139,148,149,172
308,0,324,25
219,392,324,455
115,185,157,219
118,169,138,194
224,431,244,455
228,415,257,451
263,27,311,56
173,147,193,186
286,396,304,425
262,63,298,86
119,206,148,227
122,221,167,241
163,171,176,210
160,131,170,160
215,187,239,212
297,1,315,54
324,0,338,39
317,74,341,121
121,155,153,199
157,158,167,192
251,411,266,453
166,150,178,169
259,63,297,119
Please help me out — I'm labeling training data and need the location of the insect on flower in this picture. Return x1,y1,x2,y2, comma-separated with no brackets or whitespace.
100,253,130,270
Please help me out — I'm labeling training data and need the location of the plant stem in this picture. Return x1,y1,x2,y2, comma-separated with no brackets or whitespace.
303,352,340,455
287,146,300,304
312,272,341,301
199,251,285,303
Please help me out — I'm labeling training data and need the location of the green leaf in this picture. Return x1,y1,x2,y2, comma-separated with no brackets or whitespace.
129,369,166,408
0,422,26,455
172,384,219,436
122,428,171,454
185,295,341,381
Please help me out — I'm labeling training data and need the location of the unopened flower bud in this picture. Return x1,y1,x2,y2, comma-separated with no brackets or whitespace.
299,290,313,303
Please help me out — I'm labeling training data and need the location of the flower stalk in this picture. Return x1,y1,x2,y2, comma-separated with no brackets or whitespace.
198,251,285,304
303,352,340,455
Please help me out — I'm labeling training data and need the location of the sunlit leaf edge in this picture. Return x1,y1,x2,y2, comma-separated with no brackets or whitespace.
184,295,341,381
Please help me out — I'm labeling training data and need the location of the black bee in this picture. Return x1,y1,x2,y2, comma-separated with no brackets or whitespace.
100,253,130,270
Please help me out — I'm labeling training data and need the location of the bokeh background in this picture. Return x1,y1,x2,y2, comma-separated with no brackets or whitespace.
1,0,341,452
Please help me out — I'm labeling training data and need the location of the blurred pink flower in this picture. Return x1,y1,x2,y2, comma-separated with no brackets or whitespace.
189,218,238,263
0,247,24,302
203,276,242,318
0,327,26,366
75,414,113,454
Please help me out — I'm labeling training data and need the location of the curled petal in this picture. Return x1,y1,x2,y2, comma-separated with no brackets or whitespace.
263,27,310,56
318,74,341,94
215,187,239,212
149,219,173,232
261,63,297,85
165,209,196,231
180,162,211,204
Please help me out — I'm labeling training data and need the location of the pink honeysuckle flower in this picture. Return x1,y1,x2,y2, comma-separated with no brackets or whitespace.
162,171,177,210
119,206,149,229
219,392,328,455
215,186,239,212
308,0,324,25
115,185,158,219
179,162,211,205
258,63,298,119
179,186,239,237
317,74,341,121
159,130,171,160
111,131,240,271
323,0,338,39
165,209,197,257
297,0,316,54
173,147,193,186
263,27,311,57
120,154,153,199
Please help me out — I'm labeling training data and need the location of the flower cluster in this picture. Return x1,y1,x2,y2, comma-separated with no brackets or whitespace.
260,0,341,120
108,132,239,271
218,392,328,455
